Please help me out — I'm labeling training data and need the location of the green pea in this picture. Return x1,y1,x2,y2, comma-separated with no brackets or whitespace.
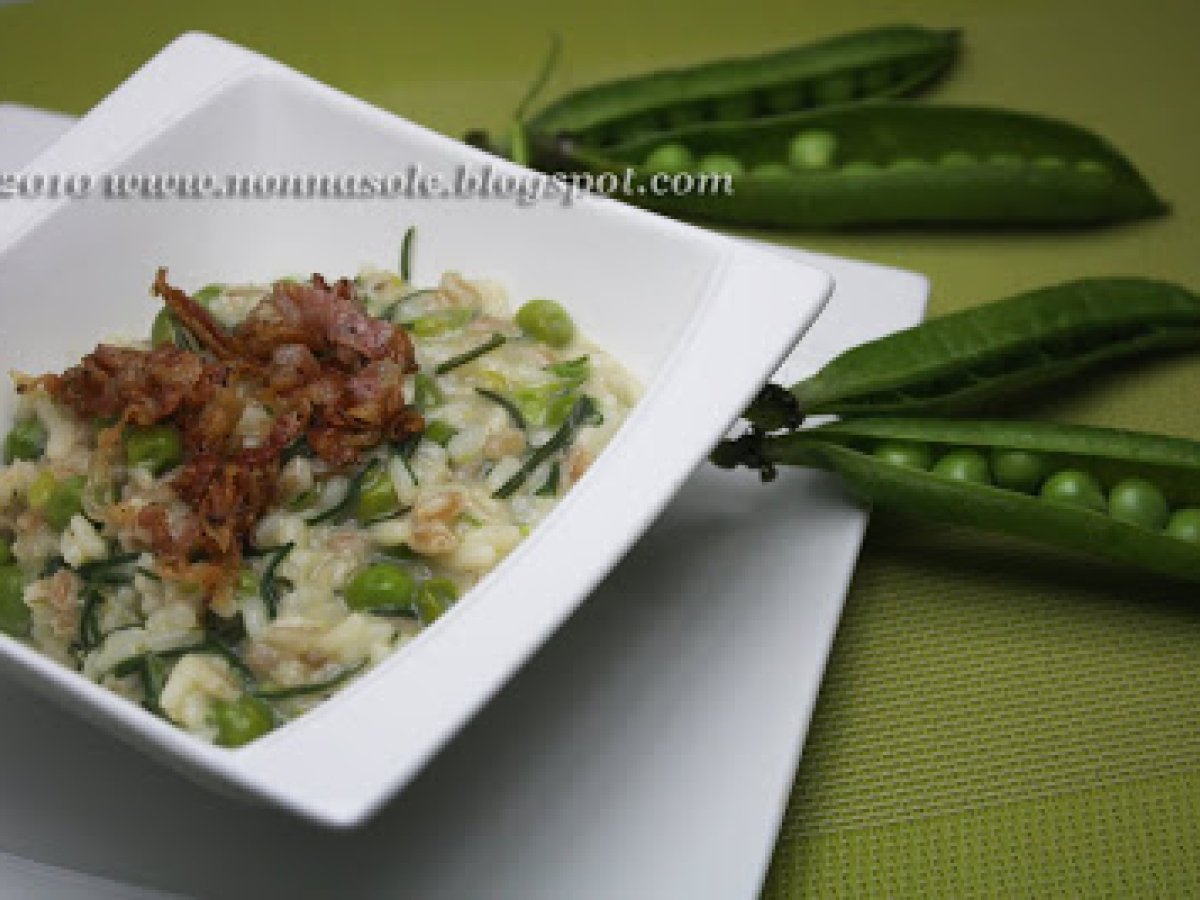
4,418,47,463
123,424,183,474
0,566,30,637
712,94,755,120
516,298,576,348
788,130,838,169
1040,470,1106,513
1107,478,1169,530
26,470,56,511
415,577,458,625
345,563,417,611
643,143,695,174
810,73,857,104
44,475,86,531
29,473,85,531
212,695,275,748
696,154,745,176
410,308,474,338
749,162,793,180
991,449,1051,493
357,465,400,522
762,83,805,114
1165,508,1200,544
939,151,977,168
544,391,579,429
932,449,991,484
424,419,457,447
872,441,932,470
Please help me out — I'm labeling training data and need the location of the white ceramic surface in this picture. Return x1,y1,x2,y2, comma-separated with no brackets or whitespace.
0,34,832,828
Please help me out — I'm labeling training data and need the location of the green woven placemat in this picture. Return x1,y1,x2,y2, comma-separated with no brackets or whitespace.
762,516,1200,897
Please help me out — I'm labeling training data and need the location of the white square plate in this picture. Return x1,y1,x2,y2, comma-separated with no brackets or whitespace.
0,102,929,899
0,34,832,828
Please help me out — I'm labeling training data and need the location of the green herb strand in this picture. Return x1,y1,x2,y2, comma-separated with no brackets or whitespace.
400,226,416,282
252,662,366,700
259,542,295,620
475,387,527,430
495,395,600,498
308,461,382,525
435,334,506,375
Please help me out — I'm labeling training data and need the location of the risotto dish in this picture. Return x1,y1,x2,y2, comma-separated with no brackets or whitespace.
0,238,639,747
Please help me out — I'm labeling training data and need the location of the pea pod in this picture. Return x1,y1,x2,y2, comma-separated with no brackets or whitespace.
716,418,1200,582
745,278,1200,429
527,25,960,148
538,103,1166,228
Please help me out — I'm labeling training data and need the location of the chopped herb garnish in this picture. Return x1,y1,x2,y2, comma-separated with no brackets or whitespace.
409,308,475,337
252,662,366,700
476,388,527,430
259,542,295,620
435,333,506,375
77,588,104,651
76,552,139,578
413,373,444,410
387,288,439,324
280,435,310,465
400,226,416,282
423,419,458,447
171,318,203,353
363,604,420,620
394,436,420,486
308,460,382,525
286,488,319,512
494,395,600,499
42,556,68,578
204,610,247,648
536,462,560,497
545,355,591,385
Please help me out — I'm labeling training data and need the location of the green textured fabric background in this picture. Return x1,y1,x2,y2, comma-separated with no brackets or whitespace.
2,1,1199,896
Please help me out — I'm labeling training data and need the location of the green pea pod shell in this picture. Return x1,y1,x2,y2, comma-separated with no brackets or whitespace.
537,103,1167,228
527,25,960,149
753,418,1200,582
757,278,1200,424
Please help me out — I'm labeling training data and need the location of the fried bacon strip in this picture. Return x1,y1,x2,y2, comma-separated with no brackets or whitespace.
30,344,224,427
36,269,424,602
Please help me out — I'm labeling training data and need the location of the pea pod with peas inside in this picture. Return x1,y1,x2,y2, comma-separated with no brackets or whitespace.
523,25,960,149
713,417,1200,582
743,277,1200,431
534,103,1166,228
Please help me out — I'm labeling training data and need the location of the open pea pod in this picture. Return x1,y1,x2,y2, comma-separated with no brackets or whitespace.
538,103,1167,228
746,278,1200,427
737,418,1200,582
527,25,960,149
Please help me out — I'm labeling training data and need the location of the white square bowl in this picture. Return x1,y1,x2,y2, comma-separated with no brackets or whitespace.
0,33,831,828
